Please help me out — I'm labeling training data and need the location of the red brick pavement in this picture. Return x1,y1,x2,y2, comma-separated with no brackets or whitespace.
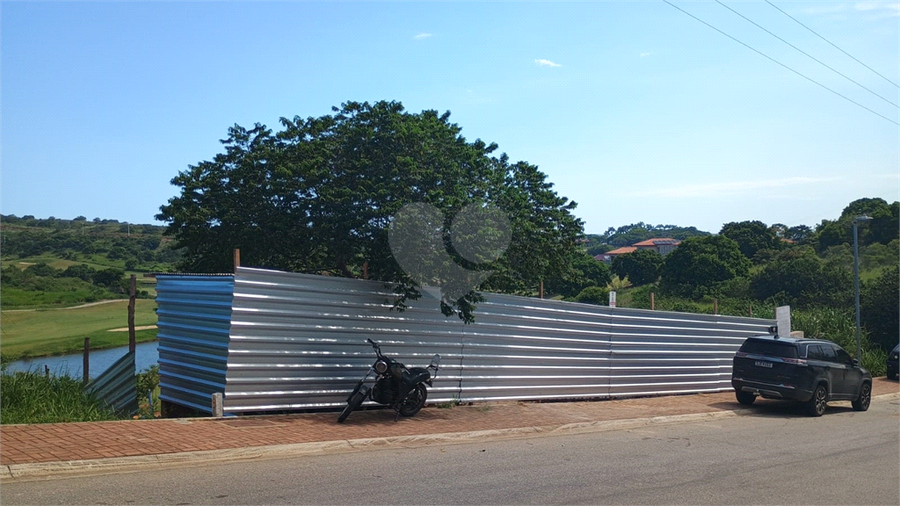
2,378,896,466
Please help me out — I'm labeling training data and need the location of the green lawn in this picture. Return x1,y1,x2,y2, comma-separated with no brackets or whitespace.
0,300,159,360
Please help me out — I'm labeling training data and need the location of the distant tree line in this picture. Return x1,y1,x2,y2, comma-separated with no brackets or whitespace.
0,216,180,270
604,198,898,351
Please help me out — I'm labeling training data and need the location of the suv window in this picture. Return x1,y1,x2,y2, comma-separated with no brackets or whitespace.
833,347,853,365
738,339,799,358
807,344,824,360
820,345,838,362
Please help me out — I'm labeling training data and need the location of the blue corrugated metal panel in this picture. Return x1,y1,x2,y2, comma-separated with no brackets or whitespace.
220,267,773,413
155,275,234,414
86,351,137,415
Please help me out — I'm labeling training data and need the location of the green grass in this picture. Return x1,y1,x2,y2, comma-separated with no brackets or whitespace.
0,369,118,424
0,300,159,360
0,284,122,308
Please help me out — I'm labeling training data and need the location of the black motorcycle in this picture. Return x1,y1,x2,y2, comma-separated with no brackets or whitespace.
337,339,440,423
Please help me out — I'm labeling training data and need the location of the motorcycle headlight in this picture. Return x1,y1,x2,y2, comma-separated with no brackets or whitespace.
375,360,388,374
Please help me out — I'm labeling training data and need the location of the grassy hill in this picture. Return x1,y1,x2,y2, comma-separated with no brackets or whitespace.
0,216,178,359
1,215,179,308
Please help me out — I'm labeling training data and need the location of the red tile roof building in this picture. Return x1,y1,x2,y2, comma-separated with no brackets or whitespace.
601,238,681,262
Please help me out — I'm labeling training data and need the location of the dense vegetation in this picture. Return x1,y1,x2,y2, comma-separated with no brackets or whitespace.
0,215,180,307
602,198,898,374
0,359,160,424
157,100,584,322
0,365,118,424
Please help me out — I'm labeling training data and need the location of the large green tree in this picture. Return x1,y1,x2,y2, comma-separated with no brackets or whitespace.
659,235,751,298
815,198,899,252
750,247,852,308
157,101,584,322
543,250,611,298
719,220,780,260
610,249,663,286
861,264,900,351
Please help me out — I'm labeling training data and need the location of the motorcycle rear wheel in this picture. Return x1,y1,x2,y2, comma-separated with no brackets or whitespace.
398,384,427,417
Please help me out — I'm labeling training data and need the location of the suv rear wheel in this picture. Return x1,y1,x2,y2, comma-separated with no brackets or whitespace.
851,382,871,411
806,384,827,416
735,390,756,405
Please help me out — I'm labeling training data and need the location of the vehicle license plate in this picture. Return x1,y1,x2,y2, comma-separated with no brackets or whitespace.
755,361,773,368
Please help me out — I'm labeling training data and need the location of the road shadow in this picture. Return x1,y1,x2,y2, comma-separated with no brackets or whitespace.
710,399,857,418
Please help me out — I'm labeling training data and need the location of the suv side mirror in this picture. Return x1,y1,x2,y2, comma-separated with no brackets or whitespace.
852,358,860,367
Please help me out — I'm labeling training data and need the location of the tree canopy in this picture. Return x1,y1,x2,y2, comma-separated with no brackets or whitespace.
815,198,899,252
659,235,751,298
750,247,852,308
156,100,584,322
861,264,900,351
720,220,780,260
610,249,663,286
595,223,709,247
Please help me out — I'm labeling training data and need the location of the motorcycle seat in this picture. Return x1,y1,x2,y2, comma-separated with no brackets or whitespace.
404,367,430,385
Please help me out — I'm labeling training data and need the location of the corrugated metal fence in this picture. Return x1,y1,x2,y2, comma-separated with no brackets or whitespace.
85,351,137,415
156,267,774,414
156,274,234,412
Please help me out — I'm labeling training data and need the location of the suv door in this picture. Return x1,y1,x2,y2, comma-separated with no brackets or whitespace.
831,345,861,399
807,344,840,396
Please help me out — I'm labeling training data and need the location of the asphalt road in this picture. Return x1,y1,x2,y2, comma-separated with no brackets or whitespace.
3,398,898,505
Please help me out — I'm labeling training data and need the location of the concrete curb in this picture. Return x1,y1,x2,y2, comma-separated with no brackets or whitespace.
4,392,897,481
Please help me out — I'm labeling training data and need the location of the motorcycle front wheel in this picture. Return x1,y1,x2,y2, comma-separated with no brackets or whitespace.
337,385,367,423
398,384,427,417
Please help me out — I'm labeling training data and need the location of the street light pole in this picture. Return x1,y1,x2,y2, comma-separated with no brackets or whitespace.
852,215,872,362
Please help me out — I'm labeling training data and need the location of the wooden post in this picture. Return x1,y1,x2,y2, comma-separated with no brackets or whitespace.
83,337,90,385
363,261,368,280
128,274,136,354
714,298,718,315
749,303,753,317
650,292,655,310
539,280,544,299
234,248,241,273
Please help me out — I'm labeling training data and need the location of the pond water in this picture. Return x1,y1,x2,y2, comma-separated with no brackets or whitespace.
3,341,159,379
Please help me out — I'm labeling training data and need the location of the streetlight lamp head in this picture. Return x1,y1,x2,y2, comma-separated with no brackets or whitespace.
853,215,873,223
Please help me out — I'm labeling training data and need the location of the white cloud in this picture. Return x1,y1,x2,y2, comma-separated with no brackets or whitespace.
629,176,842,198
856,2,900,16
534,59,562,67
640,52,652,58
413,33,432,40
801,2,899,17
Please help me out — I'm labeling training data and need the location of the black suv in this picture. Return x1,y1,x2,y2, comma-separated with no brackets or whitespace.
732,334,872,416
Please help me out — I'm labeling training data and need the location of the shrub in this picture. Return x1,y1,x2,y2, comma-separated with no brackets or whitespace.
0,370,117,424
792,307,886,375
575,286,609,305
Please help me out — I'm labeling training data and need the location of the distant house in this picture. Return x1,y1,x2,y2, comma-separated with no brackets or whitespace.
599,238,681,263
632,238,681,256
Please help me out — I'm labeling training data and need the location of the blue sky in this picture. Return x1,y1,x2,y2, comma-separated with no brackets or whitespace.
2,1,898,235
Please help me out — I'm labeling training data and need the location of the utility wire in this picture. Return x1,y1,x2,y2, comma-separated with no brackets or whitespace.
766,0,899,89
662,0,899,127
717,0,897,108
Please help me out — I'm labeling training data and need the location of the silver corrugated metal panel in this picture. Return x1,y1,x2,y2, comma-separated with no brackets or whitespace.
86,351,137,415
156,275,235,414
221,267,774,413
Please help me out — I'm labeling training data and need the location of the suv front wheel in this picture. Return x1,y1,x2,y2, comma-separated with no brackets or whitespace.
852,382,871,411
806,384,828,416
